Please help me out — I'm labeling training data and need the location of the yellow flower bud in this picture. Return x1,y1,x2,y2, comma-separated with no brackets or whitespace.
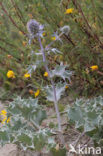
51,37,56,41
65,8,74,14
44,72,48,77
90,65,98,71
65,85,69,89
7,117,10,123
7,70,15,78
24,73,30,78
34,89,40,98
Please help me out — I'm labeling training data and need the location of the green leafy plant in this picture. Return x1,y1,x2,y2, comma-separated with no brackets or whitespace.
0,18,72,153
0,97,55,151
67,96,103,146
1,0,103,154
0,0,103,96
26,19,72,144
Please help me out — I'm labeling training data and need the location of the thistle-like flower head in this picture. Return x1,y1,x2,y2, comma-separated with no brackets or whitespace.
60,25,70,35
27,19,39,35
27,19,44,37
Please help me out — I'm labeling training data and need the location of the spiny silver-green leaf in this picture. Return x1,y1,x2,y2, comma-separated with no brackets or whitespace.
8,97,46,124
50,63,72,81
45,82,66,102
47,48,62,55
27,64,36,74
68,96,103,135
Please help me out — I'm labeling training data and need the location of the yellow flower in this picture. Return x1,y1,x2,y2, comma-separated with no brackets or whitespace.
44,72,48,77
51,36,56,41
0,110,11,125
65,85,69,89
1,116,7,124
24,73,30,78
34,89,40,98
65,8,74,14
0,110,7,115
90,65,98,71
7,117,10,123
7,70,15,78
0,110,7,116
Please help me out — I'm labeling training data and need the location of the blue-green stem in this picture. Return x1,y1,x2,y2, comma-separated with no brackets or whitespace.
38,36,62,133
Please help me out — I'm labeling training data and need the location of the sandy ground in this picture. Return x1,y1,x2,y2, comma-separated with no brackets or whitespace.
0,144,48,156
0,144,17,156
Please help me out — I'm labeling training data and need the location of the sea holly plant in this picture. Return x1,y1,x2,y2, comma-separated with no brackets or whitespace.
0,19,72,152
0,97,55,151
26,19,72,143
67,96,103,146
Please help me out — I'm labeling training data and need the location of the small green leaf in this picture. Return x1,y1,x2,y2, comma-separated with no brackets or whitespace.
17,133,32,146
32,109,47,125
84,122,95,132
51,148,66,156
0,131,9,145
